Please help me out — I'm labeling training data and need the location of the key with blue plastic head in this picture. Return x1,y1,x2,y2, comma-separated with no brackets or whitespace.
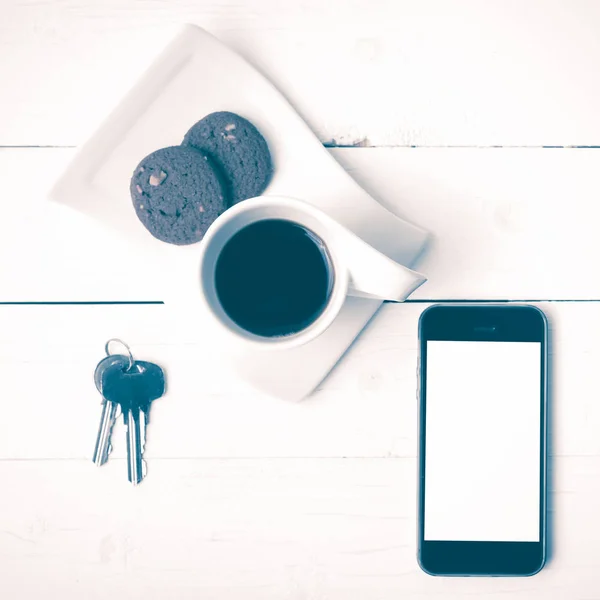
92,352,131,466
101,358,166,485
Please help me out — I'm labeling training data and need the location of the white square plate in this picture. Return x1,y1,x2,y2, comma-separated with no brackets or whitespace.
50,24,428,400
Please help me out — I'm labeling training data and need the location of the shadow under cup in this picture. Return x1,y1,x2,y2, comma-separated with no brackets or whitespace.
200,211,338,343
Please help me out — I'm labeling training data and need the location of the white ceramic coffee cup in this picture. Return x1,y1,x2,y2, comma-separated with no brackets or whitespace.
198,196,426,350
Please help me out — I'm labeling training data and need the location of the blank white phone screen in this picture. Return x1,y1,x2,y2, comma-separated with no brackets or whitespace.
424,341,541,542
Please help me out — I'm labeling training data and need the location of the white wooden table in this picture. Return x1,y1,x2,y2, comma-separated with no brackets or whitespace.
2,1,600,597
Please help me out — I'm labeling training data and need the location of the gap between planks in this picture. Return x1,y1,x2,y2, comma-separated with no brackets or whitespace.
0,300,598,305
4,145,600,149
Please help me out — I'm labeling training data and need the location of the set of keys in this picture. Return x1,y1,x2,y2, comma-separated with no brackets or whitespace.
92,339,166,485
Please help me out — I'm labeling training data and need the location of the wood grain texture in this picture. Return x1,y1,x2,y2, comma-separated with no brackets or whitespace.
0,301,593,460
3,1,600,595
0,457,596,599
3,0,600,146
3,147,600,301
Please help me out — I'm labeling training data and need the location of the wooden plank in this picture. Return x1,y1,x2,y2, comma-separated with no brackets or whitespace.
0,456,596,598
0,301,595,459
3,1,600,146
3,147,600,300
343,147,600,301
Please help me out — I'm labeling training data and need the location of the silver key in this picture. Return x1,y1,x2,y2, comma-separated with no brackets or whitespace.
101,359,166,485
92,354,130,466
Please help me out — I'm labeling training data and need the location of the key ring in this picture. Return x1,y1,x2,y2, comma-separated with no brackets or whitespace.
104,338,135,372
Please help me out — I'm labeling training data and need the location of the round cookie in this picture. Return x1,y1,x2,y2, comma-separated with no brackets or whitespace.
182,112,272,205
130,145,227,245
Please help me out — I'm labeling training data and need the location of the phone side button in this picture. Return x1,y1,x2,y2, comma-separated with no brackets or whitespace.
416,364,420,401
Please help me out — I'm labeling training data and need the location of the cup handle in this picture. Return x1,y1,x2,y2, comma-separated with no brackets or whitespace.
335,228,427,302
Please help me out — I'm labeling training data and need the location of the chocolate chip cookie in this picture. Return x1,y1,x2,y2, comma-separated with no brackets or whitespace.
182,112,272,205
130,145,227,245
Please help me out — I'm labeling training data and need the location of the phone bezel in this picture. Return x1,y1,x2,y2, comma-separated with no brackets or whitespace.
417,304,548,576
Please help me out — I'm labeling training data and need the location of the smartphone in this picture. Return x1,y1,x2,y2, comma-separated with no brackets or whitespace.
417,304,548,576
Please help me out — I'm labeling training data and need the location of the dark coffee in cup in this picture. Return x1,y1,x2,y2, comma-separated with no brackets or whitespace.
214,219,334,337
